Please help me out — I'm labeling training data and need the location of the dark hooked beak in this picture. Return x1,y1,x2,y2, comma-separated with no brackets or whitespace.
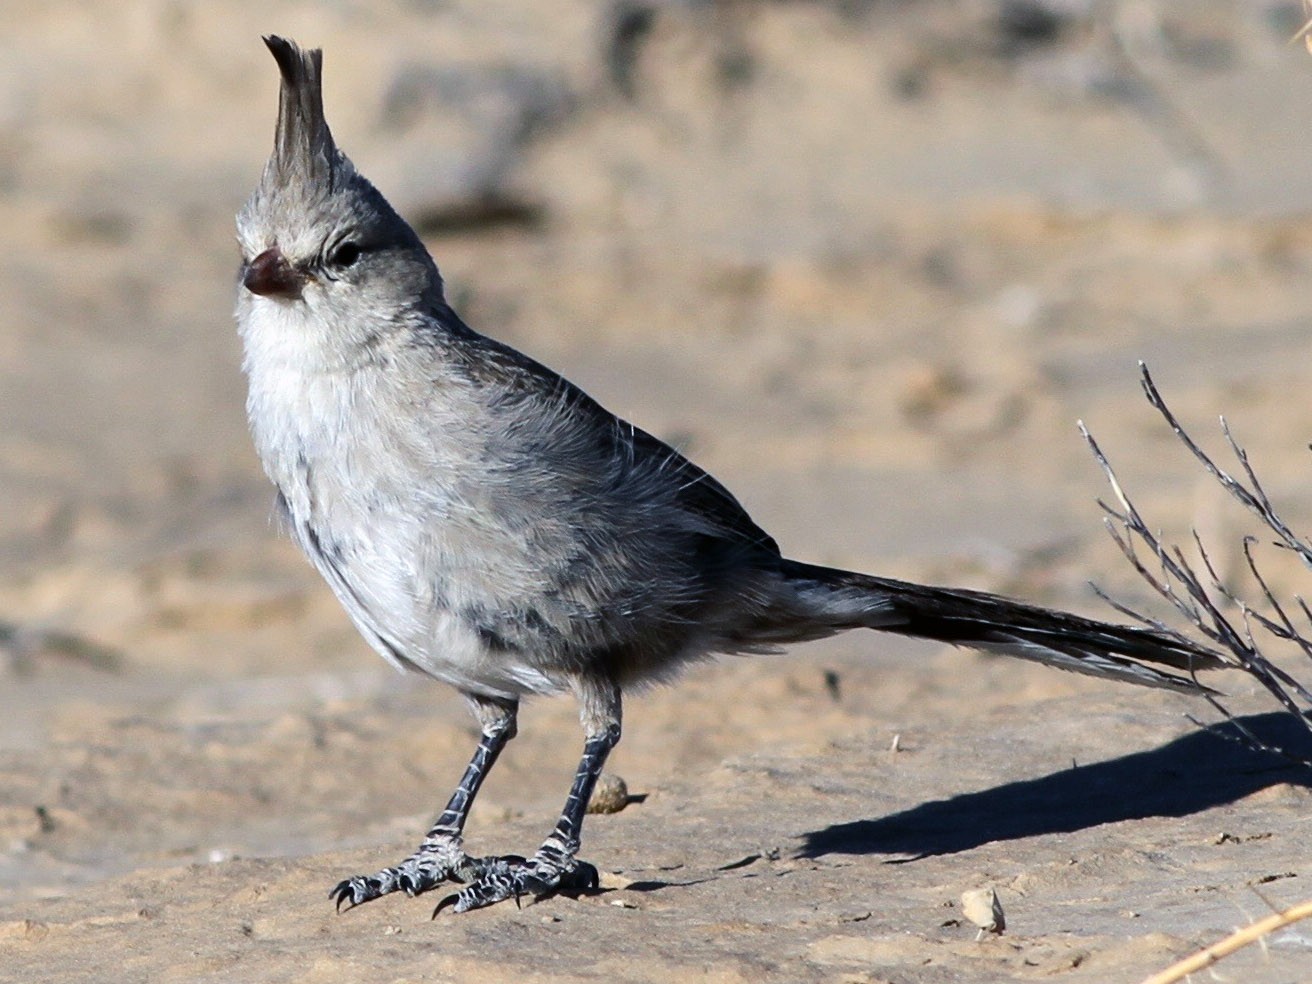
243,247,304,300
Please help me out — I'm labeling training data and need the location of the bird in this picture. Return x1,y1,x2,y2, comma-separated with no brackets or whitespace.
234,36,1222,915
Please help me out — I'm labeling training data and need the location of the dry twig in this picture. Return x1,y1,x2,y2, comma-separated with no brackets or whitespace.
1081,363,1312,766
1138,896,1312,984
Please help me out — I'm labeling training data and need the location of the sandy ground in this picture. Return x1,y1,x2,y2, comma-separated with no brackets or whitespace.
4,1,1312,981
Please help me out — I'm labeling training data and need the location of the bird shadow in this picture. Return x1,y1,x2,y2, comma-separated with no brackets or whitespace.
800,712,1311,862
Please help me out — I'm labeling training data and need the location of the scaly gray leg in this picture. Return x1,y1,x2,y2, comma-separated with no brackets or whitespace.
435,678,621,914
331,695,517,911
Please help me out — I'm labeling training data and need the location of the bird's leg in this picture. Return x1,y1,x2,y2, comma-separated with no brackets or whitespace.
436,677,621,914
331,695,517,911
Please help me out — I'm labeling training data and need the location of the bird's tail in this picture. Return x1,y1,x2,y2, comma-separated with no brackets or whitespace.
773,559,1224,694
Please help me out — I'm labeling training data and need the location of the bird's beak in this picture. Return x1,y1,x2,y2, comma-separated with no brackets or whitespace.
244,247,304,300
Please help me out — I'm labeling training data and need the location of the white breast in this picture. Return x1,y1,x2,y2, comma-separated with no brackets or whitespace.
238,294,563,700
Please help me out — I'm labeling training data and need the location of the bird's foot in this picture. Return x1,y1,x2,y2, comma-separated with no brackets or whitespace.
433,846,599,915
331,836,488,911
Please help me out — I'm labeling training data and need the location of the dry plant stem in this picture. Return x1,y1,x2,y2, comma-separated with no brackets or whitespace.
1138,898,1312,984
1079,363,1312,765
1137,367,1312,568
1295,0,1312,54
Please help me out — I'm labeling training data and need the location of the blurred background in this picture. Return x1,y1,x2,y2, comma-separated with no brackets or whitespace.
4,0,1312,919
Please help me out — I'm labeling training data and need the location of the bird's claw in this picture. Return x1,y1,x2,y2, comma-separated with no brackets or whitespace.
330,839,478,912
331,874,386,912
432,853,599,915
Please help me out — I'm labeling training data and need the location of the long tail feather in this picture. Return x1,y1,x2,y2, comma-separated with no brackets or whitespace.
779,559,1224,694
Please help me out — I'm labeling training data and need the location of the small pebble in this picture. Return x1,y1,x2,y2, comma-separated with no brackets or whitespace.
599,871,635,890
587,773,630,814
961,887,1005,935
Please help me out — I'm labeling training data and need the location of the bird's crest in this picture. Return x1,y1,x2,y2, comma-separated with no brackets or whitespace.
262,35,337,190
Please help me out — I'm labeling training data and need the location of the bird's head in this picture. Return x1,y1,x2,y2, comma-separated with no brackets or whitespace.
236,36,443,361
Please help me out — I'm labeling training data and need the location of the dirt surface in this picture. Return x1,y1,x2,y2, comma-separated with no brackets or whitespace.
4,2,1312,981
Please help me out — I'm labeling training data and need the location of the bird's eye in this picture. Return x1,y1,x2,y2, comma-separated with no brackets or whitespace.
329,241,361,268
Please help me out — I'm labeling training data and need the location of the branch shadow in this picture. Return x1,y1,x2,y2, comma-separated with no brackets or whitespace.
800,712,1312,861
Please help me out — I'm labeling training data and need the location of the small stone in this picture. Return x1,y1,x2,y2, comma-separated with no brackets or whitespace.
599,871,634,890
587,773,630,814
961,887,1005,935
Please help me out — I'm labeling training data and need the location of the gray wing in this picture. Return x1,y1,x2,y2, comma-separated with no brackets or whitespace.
426,307,789,677
439,304,782,566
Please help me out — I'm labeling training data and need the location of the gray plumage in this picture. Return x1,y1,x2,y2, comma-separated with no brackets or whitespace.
236,37,1223,914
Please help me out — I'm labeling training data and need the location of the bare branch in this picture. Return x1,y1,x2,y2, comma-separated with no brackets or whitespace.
1081,366,1312,767
1139,896,1312,984
1141,365,1312,566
